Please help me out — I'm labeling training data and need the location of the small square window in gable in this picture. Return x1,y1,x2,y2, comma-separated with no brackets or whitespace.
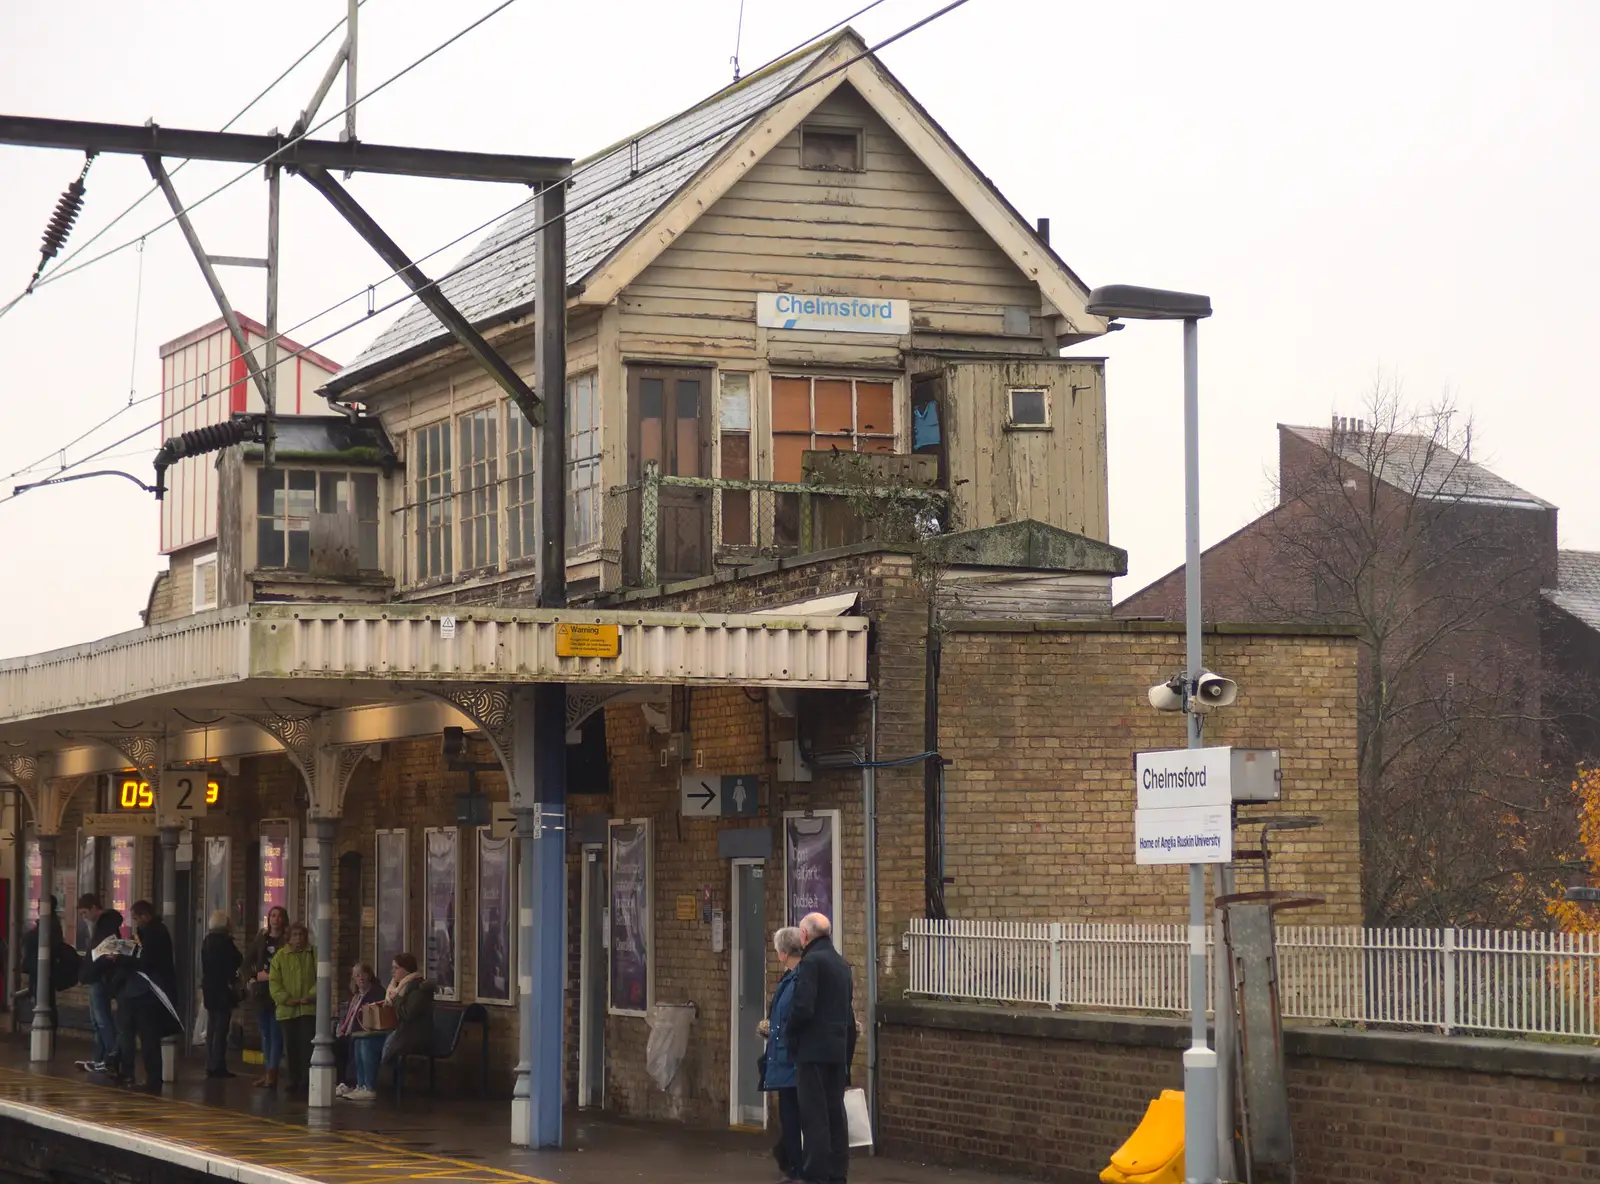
801,125,863,172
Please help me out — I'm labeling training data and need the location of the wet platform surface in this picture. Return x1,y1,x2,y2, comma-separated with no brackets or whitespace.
0,1034,1027,1184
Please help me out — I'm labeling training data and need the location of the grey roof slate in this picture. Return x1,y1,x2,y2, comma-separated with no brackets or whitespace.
1545,551,1600,633
333,42,831,389
1280,424,1555,509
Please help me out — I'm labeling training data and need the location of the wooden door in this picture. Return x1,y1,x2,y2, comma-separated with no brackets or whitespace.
629,367,712,582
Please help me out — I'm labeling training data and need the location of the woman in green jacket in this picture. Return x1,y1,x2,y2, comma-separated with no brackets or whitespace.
269,922,318,1095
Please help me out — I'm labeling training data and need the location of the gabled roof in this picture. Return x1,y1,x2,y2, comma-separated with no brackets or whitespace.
160,312,342,374
329,29,1103,394
1280,424,1555,510
1545,550,1600,633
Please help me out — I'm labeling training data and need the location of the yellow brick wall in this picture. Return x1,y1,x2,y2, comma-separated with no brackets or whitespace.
938,622,1362,923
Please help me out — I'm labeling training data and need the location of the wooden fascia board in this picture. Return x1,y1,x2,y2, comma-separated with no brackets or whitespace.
840,57,1108,339
574,46,857,308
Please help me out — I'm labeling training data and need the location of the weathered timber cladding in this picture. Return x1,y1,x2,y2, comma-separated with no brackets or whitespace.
622,85,1048,367
934,357,1108,540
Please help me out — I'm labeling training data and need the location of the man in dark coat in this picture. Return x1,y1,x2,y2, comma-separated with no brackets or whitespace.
785,913,857,1184
113,901,182,1091
75,893,124,1072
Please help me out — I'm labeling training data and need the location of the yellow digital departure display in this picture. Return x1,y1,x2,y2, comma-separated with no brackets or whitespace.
116,776,221,810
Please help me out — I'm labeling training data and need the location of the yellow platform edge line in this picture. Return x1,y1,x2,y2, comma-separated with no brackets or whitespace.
0,1071,559,1184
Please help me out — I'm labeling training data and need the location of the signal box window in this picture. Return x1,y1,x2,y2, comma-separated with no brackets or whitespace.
1006,387,1050,430
801,125,863,172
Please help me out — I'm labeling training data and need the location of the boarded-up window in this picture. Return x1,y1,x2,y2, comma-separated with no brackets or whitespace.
316,472,381,570
192,553,218,611
801,125,862,172
719,373,752,546
770,375,897,480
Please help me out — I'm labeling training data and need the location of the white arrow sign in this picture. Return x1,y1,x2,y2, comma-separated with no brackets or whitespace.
680,775,720,816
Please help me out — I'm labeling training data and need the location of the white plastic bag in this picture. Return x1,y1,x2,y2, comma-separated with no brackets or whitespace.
192,1005,208,1046
644,1003,695,1091
845,1086,873,1147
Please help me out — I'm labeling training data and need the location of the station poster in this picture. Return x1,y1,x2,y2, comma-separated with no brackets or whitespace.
110,837,135,937
259,820,293,931
784,810,842,950
77,833,97,950
475,830,513,1004
204,837,230,933
608,820,652,1015
424,828,459,999
375,829,407,979
25,839,39,922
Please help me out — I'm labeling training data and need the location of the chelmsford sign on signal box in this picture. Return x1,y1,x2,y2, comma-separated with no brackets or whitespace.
1134,747,1233,865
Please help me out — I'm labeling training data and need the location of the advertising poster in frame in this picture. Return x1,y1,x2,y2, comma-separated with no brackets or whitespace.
375,829,408,980
475,829,513,1004
203,837,230,931
110,836,136,937
25,838,39,922
77,833,97,950
608,819,652,1016
259,820,294,930
784,810,842,950
424,827,460,1000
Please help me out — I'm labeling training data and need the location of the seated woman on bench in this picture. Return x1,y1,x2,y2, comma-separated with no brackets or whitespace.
375,952,436,1087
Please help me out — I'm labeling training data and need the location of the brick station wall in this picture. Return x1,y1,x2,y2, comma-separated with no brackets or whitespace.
878,1002,1600,1184
936,621,1364,924
193,736,524,1095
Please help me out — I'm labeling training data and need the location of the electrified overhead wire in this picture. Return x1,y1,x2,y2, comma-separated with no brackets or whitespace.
12,0,522,297
2,0,971,503
1,5,361,319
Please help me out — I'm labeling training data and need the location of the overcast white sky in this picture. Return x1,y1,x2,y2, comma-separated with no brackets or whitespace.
0,0,1596,659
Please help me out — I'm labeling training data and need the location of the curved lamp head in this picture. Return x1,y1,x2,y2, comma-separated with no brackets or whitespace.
1086,284,1212,321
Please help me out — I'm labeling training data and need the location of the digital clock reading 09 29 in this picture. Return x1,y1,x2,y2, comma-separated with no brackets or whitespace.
117,777,221,810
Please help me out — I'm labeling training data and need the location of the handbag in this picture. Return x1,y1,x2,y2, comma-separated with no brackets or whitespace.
360,1000,398,1031
844,1086,873,1148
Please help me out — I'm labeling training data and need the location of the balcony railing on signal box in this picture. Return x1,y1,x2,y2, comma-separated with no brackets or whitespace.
601,459,948,590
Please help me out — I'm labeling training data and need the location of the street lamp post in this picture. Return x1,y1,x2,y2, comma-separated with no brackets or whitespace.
1087,284,1217,1184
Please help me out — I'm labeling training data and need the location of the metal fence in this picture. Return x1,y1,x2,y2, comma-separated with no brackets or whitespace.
902,918,1600,1037
601,462,948,589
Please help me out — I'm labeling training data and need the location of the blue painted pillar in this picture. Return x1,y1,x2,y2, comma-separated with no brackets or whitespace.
510,684,566,1148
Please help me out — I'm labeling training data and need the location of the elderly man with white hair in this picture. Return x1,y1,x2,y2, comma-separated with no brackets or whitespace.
785,912,855,1184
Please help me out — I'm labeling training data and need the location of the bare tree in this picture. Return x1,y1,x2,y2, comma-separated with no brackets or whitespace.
1238,384,1570,925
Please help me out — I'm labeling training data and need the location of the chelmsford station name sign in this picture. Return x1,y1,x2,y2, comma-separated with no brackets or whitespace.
757,292,910,335
1133,747,1233,865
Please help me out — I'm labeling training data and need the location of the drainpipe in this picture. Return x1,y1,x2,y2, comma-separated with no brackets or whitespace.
863,692,880,1142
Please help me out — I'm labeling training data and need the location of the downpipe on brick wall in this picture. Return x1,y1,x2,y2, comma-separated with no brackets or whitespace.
808,703,939,1144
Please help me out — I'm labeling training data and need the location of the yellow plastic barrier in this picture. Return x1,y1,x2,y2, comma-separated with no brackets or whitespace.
1099,1089,1185,1184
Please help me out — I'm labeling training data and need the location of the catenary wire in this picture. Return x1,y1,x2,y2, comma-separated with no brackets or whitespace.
14,0,524,296
2,0,972,500
18,5,363,298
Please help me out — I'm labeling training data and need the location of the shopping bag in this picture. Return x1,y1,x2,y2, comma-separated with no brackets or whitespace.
360,1001,398,1031
844,1086,873,1148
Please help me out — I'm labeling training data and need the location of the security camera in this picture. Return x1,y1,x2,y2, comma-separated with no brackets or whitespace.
1191,672,1238,713
441,726,467,763
1147,678,1185,712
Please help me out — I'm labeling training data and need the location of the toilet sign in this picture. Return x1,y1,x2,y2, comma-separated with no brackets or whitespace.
679,773,761,818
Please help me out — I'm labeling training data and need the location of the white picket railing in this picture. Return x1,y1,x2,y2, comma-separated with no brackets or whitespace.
902,919,1600,1037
